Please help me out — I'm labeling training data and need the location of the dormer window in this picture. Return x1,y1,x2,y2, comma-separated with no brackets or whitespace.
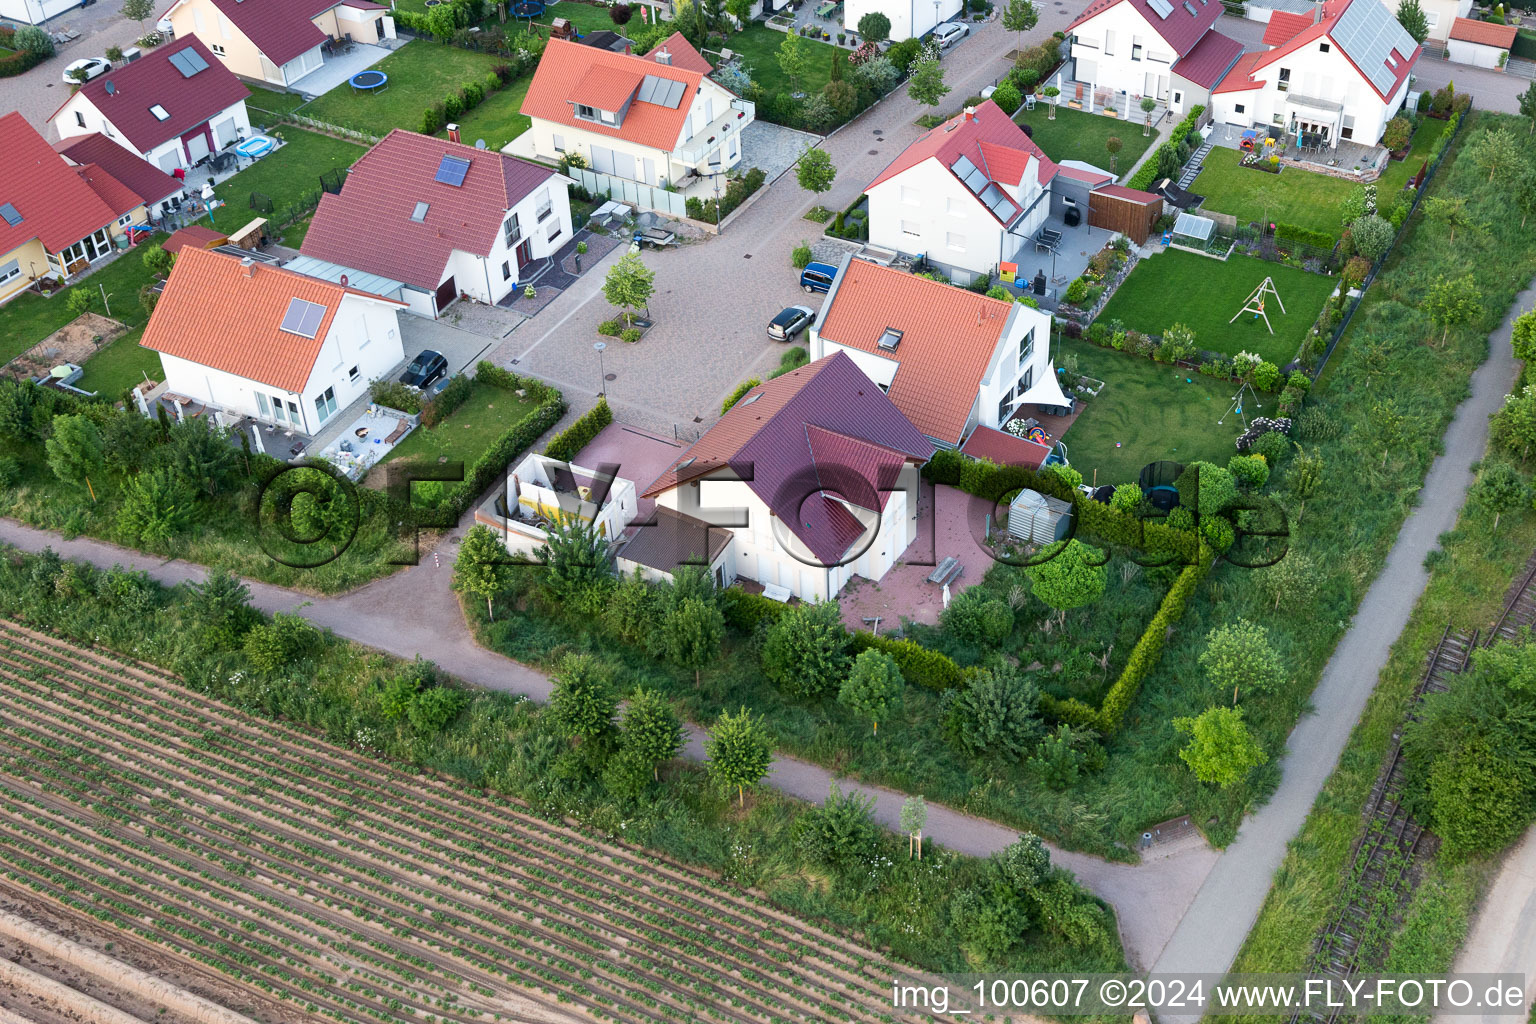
574,103,618,125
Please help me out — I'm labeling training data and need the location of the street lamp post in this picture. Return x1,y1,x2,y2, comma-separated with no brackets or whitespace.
593,341,607,397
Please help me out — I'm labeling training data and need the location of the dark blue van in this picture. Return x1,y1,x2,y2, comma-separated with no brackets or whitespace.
799,262,838,294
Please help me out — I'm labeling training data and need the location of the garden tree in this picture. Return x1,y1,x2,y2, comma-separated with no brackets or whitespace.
794,783,881,871
1423,274,1482,346
824,77,858,117
620,688,684,781
1348,214,1394,264
142,242,175,277
838,648,904,734
13,25,54,56
1521,81,1536,134
761,600,851,698
286,468,356,558
609,1,634,24
1159,321,1197,362
189,569,254,649
537,516,611,610
1287,446,1324,519
900,794,926,860
1395,0,1429,43
45,414,106,501
659,596,725,683
907,57,950,108
1515,164,1536,229
1176,460,1237,517
1469,459,1528,532
64,288,92,317
1026,723,1105,790
549,653,619,744
777,31,810,94
122,0,155,28
796,146,837,195
857,10,891,40
1200,618,1285,703
1027,538,1106,622
1110,482,1142,512
1105,136,1123,172
603,252,655,326
1366,400,1407,467
1424,196,1476,245
116,467,196,545
1380,115,1413,152
605,569,658,644
1259,550,1320,612
454,524,514,619
1140,95,1157,135
1513,310,1536,363
724,0,751,31
1470,127,1523,184
1000,0,1038,50
1493,385,1536,463
159,419,238,496
1174,706,1267,787
1041,85,1060,119
940,665,1043,764
706,706,774,806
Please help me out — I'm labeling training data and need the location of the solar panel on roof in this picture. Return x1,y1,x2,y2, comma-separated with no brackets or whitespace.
662,78,686,108
637,75,661,104
167,48,208,77
0,203,20,227
1147,0,1173,17
951,154,988,194
1330,0,1408,95
280,297,327,338
434,154,471,187
980,183,1017,219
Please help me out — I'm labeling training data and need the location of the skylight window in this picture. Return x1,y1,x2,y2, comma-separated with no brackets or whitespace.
411,201,429,222
877,327,903,351
150,104,170,121
0,203,20,227
434,155,471,187
739,392,762,406
279,297,327,339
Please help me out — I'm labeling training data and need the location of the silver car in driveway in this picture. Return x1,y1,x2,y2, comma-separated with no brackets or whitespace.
932,21,968,48
767,305,816,341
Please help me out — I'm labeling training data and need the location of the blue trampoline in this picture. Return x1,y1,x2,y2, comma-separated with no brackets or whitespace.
512,0,545,16
349,69,388,93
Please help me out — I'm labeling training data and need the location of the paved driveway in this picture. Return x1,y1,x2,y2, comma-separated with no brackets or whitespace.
4,0,141,136
398,314,503,379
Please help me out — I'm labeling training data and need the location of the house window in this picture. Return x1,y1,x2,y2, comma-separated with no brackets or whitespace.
946,232,966,251
1277,68,1291,92
1017,364,1034,394
502,261,511,280
1234,103,1245,114
900,185,920,205
1273,113,1285,125
75,111,86,128
212,42,226,55
1424,13,1437,28
348,365,360,384
314,386,337,424
256,393,271,418
946,197,968,217
504,213,520,247
117,214,133,226
575,103,597,120
1018,327,1034,366
536,187,553,221
287,399,300,423
547,224,562,243
901,220,921,236
0,259,19,286
1319,41,1331,51
1341,113,1355,140
997,386,1015,423
552,133,565,152
1132,43,1143,61
1104,29,1115,56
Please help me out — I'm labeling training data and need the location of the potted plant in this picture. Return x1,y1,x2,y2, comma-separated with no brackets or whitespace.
524,283,536,299
574,239,588,271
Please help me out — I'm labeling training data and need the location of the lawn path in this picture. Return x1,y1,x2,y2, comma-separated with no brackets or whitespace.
1150,278,1528,1015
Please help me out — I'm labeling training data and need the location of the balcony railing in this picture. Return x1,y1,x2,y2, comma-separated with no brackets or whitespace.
674,98,754,167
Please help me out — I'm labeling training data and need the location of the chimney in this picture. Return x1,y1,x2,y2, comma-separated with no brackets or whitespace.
656,47,671,65
963,105,976,122
447,122,460,144
240,256,255,278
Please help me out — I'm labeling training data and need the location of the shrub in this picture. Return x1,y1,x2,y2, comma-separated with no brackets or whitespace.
1381,115,1413,152
1227,453,1270,489
544,397,613,462
1128,105,1205,191
719,587,788,632
420,106,441,134
0,456,19,489
791,241,813,269
418,372,472,428
597,319,622,336
13,25,54,55
1251,430,1291,463
1252,361,1280,392
939,588,1014,647
794,784,881,872
721,378,762,414
849,632,965,690
443,91,464,119
1349,214,1395,264
368,377,423,414
990,79,1021,114
461,79,485,109
1063,277,1090,305
941,666,1044,764
621,327,641,343
762,601,850,699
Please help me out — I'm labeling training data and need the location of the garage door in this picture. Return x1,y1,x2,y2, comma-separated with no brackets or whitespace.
185,132,210,164
213,117,237,148
435,276,456,312
156,149,181,173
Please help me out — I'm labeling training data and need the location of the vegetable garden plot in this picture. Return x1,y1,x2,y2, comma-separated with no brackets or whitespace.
0,620,923,1024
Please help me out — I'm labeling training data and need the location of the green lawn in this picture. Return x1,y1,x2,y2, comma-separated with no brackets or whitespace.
451,73,535,150
382,381,540,469
0,234,168,365
244,84,311,119
301,40,505,137
1192,148,1356,238
1378,120,1438,198
201,128,364,231
75,327,161,399
727,23,841,99
1096,249,1336,365
1053,334,1238,488
1013,104,1157,180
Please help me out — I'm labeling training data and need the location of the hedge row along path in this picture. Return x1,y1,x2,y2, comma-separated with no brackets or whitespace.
0,619,932,1024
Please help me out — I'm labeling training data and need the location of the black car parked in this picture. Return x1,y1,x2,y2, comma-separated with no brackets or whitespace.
401,350,448,389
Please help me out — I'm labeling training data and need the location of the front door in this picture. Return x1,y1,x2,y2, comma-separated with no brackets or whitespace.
1170,89,1183,115
515,239,532,268
435,276,457,312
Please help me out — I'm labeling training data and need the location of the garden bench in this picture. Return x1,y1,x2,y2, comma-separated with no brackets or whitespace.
384,418,411,444
927,557,958,584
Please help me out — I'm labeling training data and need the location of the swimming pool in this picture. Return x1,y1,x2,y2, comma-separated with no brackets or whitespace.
235,135,275,158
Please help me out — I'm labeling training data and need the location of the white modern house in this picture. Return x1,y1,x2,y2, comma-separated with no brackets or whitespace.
810,256,1066,451
842,0,963,41
478,452,640,557
162,0,396,88
0,0,76,24
302,129,573,316
50,37,252,175
140,247,407,436
517,35,753,188
638,352,935,602
1066,0,1244,115
1211,0,1419,147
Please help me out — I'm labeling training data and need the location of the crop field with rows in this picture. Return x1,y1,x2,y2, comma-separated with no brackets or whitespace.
0,619,921,1024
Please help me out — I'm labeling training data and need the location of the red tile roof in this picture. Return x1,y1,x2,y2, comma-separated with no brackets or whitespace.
1172,28,1244,88
1069,0,1223,58
644,32,714,74
1248,0,1418,101
1212,50,1267,93
54,133,183,207
815,259,1016,446
198,0,330,65
522,38,704,153
572,64,647,110
162,224,228,253
1056,164,1114,185
300,129,559,291
959,425,1050,468
74,164,143,218
0,112,120,256
1449,16,1517,46
56,37,248,154
1262,9,1314,45
142,247,403,392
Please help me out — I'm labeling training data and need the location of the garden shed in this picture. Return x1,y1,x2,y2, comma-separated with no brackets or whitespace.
1088,184,1163,245
1006,488,1074,544
1170,212,1216,250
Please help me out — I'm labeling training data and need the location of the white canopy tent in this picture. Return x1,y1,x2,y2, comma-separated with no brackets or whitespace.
1018,363,1074,411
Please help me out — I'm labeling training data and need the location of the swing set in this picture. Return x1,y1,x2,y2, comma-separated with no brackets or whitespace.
1229,276,1287,334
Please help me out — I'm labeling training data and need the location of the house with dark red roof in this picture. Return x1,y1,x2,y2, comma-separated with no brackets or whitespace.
0,113,164,304
55,133,186,223
1065,0,1243,117
300,129,572,316
518,36,752,188
51,37,252,175
162,0,396,88
637,352,934,602
1211,0,1419,149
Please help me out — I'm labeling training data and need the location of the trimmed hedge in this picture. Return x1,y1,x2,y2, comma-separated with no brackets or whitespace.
1127,105,1205,192
1093,551,1209,732
434,362,565,522
850,632,966,692
0,46,46,77
1276,223,1336,250
719,587,789,632
419,372,473,428
685,168,766,225
544,397,612,463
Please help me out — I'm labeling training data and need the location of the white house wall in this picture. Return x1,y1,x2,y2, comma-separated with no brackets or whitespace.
1446,37,1506,68
434,178,572,305
54,96,251,168
843,0,962,41
1070,4,1180,100
0,0,78,24
1211,41,1409,145
868,162,1010,280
